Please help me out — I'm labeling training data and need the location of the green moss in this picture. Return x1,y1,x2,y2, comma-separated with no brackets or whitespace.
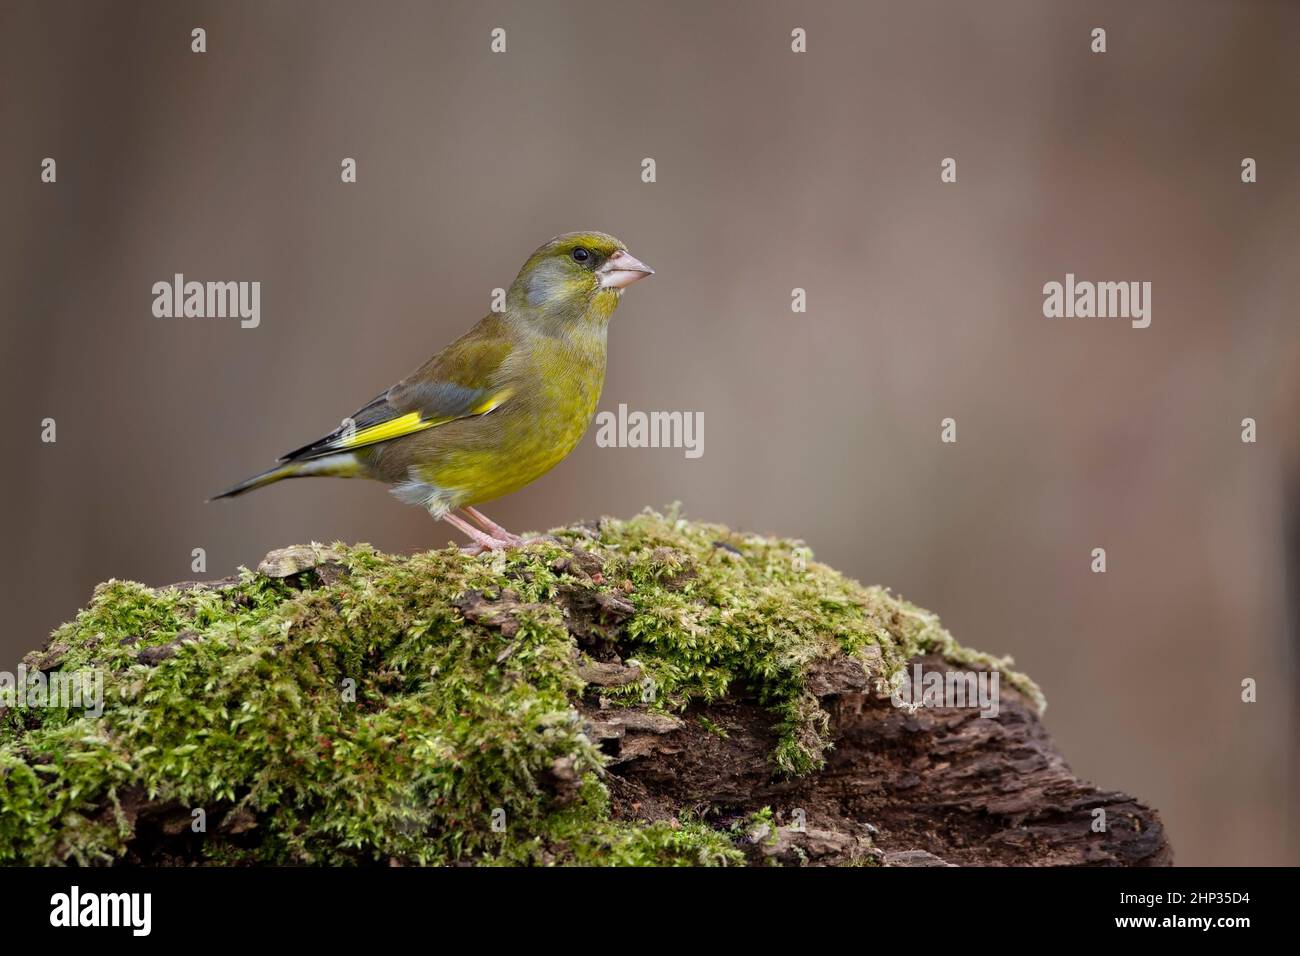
491,775,744,866
0,509,1041,865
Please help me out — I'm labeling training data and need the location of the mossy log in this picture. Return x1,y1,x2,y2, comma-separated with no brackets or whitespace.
0,511,1170,866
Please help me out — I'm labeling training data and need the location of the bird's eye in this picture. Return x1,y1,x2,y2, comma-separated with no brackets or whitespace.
571,247,591,263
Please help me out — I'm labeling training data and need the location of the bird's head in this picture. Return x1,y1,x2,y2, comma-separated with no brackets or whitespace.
508,231,653,323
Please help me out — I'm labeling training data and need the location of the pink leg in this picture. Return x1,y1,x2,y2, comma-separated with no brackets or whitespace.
462,506,521,544
443,511,514,554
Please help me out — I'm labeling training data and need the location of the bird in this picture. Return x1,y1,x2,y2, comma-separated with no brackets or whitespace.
212,231,654,553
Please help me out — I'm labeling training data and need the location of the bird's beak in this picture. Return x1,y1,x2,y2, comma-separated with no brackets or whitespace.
598,250,655,289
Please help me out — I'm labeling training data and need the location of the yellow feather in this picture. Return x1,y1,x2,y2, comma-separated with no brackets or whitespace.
471,388,513,416
339,412,443,448
337,388,514,450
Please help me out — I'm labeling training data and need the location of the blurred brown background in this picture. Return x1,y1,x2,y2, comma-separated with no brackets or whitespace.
2,0,1297,865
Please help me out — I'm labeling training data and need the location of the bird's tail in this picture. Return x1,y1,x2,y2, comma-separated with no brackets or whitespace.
209,453,362,501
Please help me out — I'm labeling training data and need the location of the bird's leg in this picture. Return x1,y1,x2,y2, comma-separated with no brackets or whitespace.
442,511,514,555
460,506,522,545
462,507,558,548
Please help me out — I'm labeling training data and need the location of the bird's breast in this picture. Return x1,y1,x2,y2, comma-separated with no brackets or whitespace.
422,331,608,505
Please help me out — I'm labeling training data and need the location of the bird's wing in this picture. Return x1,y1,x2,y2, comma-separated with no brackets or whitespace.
278,323,515,462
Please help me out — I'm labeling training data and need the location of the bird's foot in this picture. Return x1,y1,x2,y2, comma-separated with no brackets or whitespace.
459,536,517,556
459,534,558,556
443,509,557,554
461,506,522,545
442,511,514,554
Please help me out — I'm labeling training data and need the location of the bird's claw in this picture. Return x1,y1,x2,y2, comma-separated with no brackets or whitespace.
459,538,513,556
458,533,556,556
444,508,560,555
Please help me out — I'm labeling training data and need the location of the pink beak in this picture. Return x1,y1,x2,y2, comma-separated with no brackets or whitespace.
598,249,655,290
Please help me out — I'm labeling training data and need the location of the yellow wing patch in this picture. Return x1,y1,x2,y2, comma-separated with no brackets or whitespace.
338,412,447,449
471,388,513,416
334,389,513,451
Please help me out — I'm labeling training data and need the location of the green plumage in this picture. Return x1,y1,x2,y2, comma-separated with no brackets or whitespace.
214,231,653,540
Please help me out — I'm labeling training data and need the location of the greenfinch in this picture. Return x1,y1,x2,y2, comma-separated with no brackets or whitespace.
213,231,654,552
